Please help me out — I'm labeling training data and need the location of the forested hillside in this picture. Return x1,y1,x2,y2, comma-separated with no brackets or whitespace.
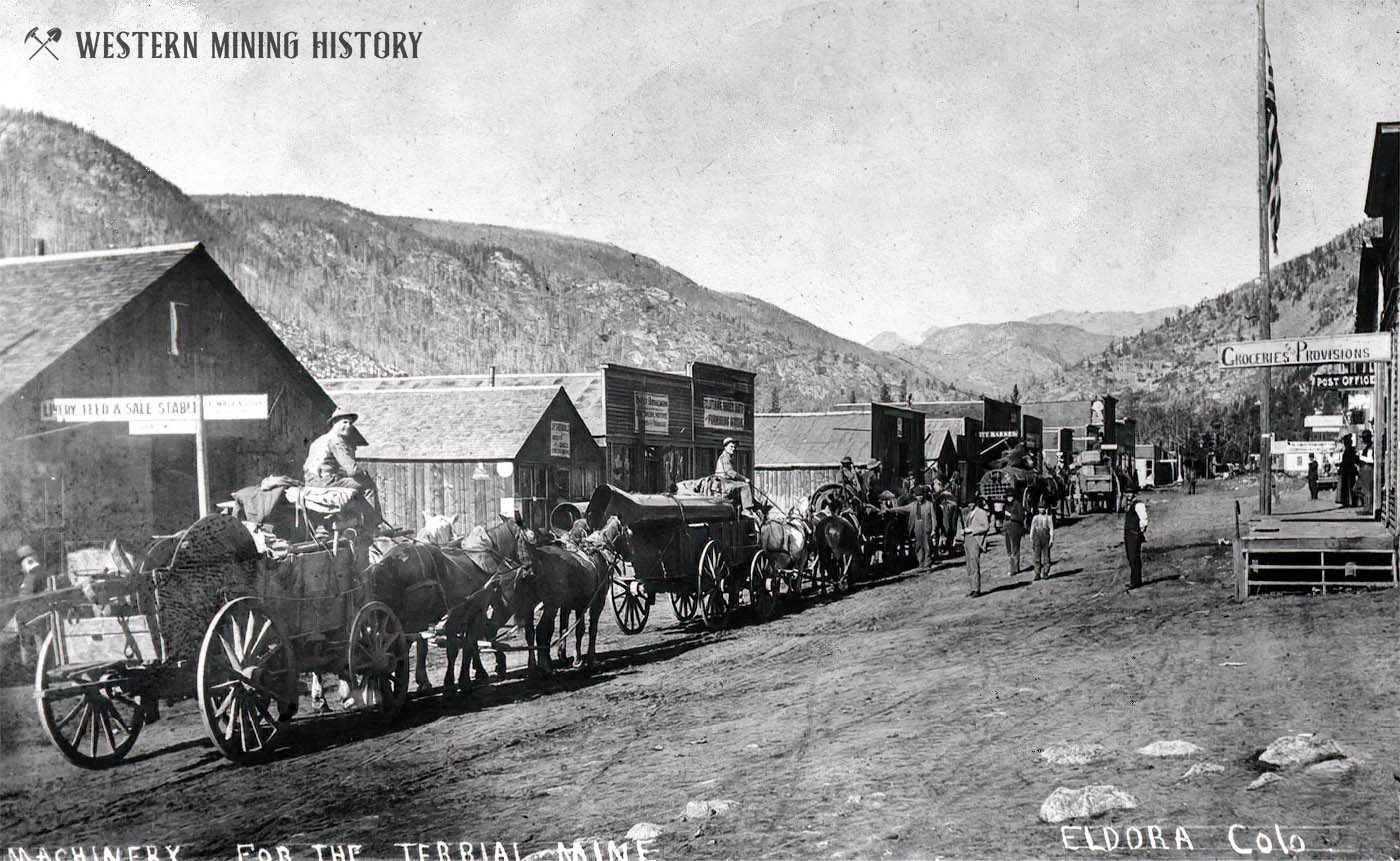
0,109,958,409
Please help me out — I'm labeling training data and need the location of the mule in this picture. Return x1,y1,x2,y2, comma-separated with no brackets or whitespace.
813,506,862,593
510,517,628,676
934,493,964,556
758,510,813,598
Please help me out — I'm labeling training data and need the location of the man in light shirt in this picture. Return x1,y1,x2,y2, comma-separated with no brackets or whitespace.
1123,490,1148,591
963,496,992,597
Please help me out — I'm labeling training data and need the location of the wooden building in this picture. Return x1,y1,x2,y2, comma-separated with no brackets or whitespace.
1022,396,1121,462
1021,413,1043,468
754,404,924,511
0,242,334,562
1042,428,1075,468
328,384,602,532
1357,120,1399,529
322,360,753,499
925,416,983,502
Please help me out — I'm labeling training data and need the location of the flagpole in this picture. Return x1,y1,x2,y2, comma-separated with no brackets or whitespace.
1257,0,1273,515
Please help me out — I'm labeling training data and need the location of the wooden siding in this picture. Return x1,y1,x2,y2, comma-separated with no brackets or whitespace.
372,461,513,534
754,466,843,513
0,250,331,555
690,361,756,449
870,403,925,493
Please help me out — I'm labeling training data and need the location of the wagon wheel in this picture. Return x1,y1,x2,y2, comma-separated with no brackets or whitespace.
33,632,146,769
697,541,731,631
670,591,699,623
610,575,650,635
749,553,778,622
345,601,410,720
197,596,295,764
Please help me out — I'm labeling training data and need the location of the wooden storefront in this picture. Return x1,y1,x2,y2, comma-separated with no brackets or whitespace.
330,385,602,533
689,361,756,485
0,243,333,565
1358,121,1400,530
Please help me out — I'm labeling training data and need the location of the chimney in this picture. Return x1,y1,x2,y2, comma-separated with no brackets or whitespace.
490,365,496,387
34,238,46,256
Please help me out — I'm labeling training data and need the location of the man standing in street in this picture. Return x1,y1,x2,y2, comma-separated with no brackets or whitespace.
963,496,992,597
1002,491,1025,576
1307,453,1319,501
1123,490,1148,591
1029,504,1055,581
908,485,936,570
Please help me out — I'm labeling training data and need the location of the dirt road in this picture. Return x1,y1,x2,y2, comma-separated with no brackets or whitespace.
3,480,1397,860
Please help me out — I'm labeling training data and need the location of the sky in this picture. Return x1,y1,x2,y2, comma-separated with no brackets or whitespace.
3,0,1399,344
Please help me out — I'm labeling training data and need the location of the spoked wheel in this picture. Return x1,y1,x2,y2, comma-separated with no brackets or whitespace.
670,591,699,623
610,577,650,634
345,601,410,720
829,552,855,595
697,540,731,631
749,554,778,623
197,597,295,764
34,632,145,769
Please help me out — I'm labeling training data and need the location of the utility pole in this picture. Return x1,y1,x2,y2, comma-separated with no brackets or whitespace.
1256,0,1273,515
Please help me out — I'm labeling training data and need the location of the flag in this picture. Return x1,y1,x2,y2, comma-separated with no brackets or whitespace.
1265,40,1282,253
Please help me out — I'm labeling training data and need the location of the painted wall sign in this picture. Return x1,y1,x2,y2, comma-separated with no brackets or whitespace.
1271,439,1337,455
549,420,571,458
634,392,669,435
1312,372,1376,390
978,429,1019,438
702,396,746,431
1303,414,1346,429
41,393,268,423
1217,333,1392,369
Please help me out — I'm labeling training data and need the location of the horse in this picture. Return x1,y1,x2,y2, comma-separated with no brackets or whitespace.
813,500,863,593
758,509,813,597
508,516,629,676
65,540,146,613
933,492,963,556
363,516,529,696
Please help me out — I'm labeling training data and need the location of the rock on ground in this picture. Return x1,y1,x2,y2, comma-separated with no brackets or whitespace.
1247,772,1285,791
626,823,664,841
1039,785,1139,823
1040,743,1111,766
1258,734,1345,769
1304,758,1358,779
1179,762,1225,780
682,799,738,820
1136,740,1202,757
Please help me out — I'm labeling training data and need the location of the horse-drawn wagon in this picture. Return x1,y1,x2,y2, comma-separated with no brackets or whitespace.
585,481,800,633
32,505,413,768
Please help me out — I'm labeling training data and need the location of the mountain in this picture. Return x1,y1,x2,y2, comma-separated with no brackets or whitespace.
1026,222,1373,448
0,108,959,410
1021,306,1184,336
890,321,1113,399
866,331,915,352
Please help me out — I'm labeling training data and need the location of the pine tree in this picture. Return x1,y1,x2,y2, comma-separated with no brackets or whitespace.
1010,383,1021,404
879,381,892,402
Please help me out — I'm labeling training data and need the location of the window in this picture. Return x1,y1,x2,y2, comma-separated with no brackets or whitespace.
169,302,189,356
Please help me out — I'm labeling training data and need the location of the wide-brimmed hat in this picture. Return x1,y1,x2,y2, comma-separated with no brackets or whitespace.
327,410,359,426
879,490,896,501
840,455,854,466
868,459,883,471
722,437,737,447
15,544,36,561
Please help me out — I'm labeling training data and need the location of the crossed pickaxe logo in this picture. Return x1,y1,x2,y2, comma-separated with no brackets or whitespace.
25,26,61,60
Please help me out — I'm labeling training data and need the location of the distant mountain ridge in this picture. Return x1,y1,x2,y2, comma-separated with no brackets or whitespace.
888,320,1113,399
0,108,961,410
1021,306,1184,336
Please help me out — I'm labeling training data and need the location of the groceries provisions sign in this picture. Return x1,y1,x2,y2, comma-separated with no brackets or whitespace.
41,394,268,422
549,421,571,458
634,393,669,435
1217,333,1391,369
702,396,746,431
1313,372,1376,390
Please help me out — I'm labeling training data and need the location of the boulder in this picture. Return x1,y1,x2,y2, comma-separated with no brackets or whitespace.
682,799,737,821
626,823,664,841
1038,785,1139,824
1258,734,1344,769
1040,743,1111,766
1179,762,1225,780
1303,758,1358,780
1246,772,1285,791
1136,740,1202,757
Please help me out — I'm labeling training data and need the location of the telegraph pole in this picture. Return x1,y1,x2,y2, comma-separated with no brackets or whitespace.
1256,0,1273,515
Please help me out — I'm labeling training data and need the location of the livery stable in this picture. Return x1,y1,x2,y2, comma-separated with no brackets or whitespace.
323,360,754,498
0,242,333,567
324,384,602,533
754,404,926,512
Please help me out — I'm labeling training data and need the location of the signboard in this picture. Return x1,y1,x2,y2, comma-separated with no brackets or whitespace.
549,421,571,458
128,420,200,435
41,394,268,423
1271,440,1336,455
978,429,1019,439
1303,414,1346,429
1313,372,1376,390
634,392,669,436
702,396,746,432
897,417,905,439
1216,333,1392,369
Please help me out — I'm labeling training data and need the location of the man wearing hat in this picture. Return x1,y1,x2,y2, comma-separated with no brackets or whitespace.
1123,489,1148,591
715,437,755,511
837,456,861,499
304,410,381,513
907,484,937,570
963,495,992,597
